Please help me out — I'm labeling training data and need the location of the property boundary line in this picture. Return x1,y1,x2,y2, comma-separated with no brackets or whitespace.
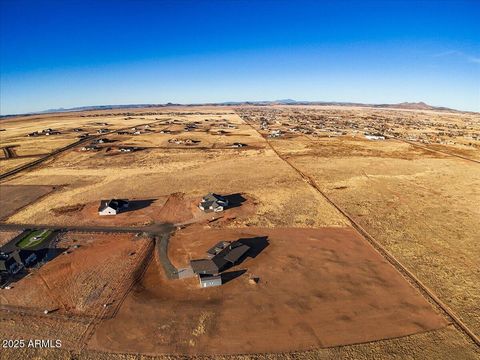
395,138,480,164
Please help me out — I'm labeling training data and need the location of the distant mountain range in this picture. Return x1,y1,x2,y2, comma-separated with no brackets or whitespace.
0,100,468,118
215,100,460,111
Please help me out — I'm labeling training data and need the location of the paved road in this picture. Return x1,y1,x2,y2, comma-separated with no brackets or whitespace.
0,137,95,180
0,222,174,235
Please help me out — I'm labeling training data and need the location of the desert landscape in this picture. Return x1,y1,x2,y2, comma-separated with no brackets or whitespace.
3,0,480,357
0,104,479,360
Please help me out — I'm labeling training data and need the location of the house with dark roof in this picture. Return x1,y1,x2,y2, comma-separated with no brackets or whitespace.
190,259,221,275
190,240,250,277
98,199,129,216
13,249,45,267
199,193,229,212
0,253,22,275
0,247,48,274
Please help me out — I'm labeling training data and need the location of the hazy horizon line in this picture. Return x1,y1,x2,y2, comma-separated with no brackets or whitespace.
1,98,477,118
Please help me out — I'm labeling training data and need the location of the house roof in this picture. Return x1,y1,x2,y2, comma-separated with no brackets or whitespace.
223,244,250,264
13,249,45,263
200,200,225,211
211,255,229,272
191,240,251,275
0,253,19,271
190,259,219,275
206,241,230,256
202,193,227,203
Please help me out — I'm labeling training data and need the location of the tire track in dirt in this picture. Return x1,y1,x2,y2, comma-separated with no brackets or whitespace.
239,112,480,348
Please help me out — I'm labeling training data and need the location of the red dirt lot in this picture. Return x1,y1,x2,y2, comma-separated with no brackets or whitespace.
0,232,152,317
88,226,447,355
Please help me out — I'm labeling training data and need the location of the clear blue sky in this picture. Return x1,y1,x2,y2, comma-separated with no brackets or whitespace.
1,0,479,114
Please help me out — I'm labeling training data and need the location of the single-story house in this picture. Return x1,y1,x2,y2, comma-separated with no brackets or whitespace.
199,193,229,212
98,199,130,216
0,253,22,275
190,240,250,276
13,249,40,267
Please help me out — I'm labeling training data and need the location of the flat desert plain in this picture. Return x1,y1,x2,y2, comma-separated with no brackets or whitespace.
0,106,479,359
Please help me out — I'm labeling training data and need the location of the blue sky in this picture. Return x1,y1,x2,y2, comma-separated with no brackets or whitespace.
1,0,479,114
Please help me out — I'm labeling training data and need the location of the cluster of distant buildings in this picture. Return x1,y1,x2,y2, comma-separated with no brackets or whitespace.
237,108,479,147
27,128,61,137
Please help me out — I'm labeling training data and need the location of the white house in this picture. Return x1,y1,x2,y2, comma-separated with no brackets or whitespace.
365,134,385,140
98,199,129,216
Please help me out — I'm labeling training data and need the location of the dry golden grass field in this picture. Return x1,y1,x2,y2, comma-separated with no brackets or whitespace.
0,106,479,359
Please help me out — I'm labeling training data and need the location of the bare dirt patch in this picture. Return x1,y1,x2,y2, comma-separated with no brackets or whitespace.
88,226,446,355
0,184,56,220
51,203,85,215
